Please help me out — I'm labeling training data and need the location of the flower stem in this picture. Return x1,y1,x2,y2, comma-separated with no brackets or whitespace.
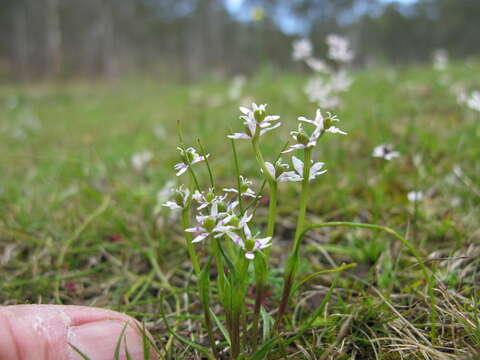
250,139,279,348
231,255,249,359
273,148,312,333
182,208,201,275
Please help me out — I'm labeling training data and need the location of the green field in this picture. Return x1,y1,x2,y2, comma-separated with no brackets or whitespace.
1,63,479,358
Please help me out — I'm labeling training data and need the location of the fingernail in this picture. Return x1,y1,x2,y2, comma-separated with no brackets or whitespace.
68,320,145,360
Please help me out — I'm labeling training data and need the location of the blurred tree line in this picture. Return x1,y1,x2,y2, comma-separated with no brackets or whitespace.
0,0,478,81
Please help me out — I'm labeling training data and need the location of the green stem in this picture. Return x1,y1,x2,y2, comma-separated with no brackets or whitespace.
182,208,201,275
250,139,279,348
231,255,249,359
273,148,312,333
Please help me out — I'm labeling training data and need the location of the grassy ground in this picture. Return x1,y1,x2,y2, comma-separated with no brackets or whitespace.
0,62,479,359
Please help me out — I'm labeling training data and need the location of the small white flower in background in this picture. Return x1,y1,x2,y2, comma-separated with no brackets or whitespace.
372,144,400,161
154,124,167,140
185,201,235,243
234,224,272,260
433,49,448,71
162,185,190,210
326,34,354,63
305,57,330,73
292,38,313,61
278,156,327,182
304,79,342,108
193,188,227,210
157,180,176,203
228,75,246,101
299,109,346,134
466,91,480,112
131,150,153,171
330,70,353,92
264,158,290,182
228,103,281,140
223,176,256,198
174,147,209,176
408,191,424,203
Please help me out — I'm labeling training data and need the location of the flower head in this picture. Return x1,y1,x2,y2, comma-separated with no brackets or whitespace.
193,188,227,210
408,191,424,203
131,150,153,171
299,109,346,135
233,224,272,260
185,201,234,243
278,156,327,182
326,34,354,63
174,147,209,176
372,144,400,161
162,185,190,210
292,38,313,61
229,103,281,140
264,158,291,181
223,176,256,198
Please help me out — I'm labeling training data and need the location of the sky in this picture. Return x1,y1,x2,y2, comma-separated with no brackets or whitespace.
225,0,419,35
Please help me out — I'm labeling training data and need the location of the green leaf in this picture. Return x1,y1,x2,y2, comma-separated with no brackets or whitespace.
261,306,273,342
114,321,130,360
68,343,91,360
210,308,231,346
159,291,211,356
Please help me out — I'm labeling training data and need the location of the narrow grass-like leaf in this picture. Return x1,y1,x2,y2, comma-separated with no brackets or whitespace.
159,291,211,357
69,343,91,360
210,307,231,346
114,321,130,360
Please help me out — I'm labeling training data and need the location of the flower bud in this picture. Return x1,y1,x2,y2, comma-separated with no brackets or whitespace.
206,190,215,203
229,215,240,227
204,217,216,232
244,237,255,252
174,192,184,207
254,109,266,123
296,131,310,146
217,201,227,213
323,116,332,130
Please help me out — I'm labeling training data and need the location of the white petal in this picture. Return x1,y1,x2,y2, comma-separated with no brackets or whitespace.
192,233,209,243
223,188,238,193
282,144,305,153
228,133,251,139
264,162,276,179
259,122,281,136
162,201,181,210
292,156,304,175
239,106,250,115
245,251,255,260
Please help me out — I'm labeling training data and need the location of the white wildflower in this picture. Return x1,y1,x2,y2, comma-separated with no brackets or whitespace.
162,185,190,210
192,188,227,210
408,191,424,203
326,34,354,63
282,123,321,153
223,176,256,198
298,109,346,135
372,144,400,161
228,103,281,140
466,91,480,112
233,224,272,260
278,155,326,182
228,75,246,101
292,38,313,61
264,158,291,182
131,150,153,171
185,201,235,243
305,57,330,73
433,49,448,71
174,147,209,176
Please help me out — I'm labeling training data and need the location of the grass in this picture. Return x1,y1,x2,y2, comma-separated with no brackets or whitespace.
0,62,479,358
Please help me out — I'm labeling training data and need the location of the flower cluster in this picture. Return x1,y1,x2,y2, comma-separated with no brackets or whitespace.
228,103,281,140
292,34,354,108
